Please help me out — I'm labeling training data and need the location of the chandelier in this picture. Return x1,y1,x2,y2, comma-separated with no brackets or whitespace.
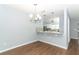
29,4,42,23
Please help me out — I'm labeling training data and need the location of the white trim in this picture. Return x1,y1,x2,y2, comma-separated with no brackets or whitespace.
0,40,37,53
64,8,68,48
71,38,79,40
39,40,68,49
0,40,68,53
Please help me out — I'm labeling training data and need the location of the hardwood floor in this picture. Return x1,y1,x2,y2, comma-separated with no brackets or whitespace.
0,39,79,55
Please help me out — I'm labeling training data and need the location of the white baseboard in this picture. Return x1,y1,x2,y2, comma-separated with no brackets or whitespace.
39,40,68,49
0,40,37,53
71,37,79,40
0,40,68,53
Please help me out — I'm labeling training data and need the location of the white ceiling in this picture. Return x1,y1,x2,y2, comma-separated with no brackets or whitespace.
9,4,79,21
0,0,79,4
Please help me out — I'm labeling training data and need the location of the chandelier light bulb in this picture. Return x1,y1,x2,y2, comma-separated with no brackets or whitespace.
29,14,33,18
37,14,42,19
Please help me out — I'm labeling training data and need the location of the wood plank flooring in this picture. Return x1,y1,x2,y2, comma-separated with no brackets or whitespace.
0,39,79,55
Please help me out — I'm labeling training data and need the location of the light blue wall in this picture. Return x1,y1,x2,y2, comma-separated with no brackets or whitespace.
37,15,67,48
0,5,37,51
70,19,79,39
0,5,70,51
37,9,69,49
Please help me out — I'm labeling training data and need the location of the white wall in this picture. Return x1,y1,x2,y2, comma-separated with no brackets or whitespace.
64,8,70,47
67,17,70,43
0,5,37,51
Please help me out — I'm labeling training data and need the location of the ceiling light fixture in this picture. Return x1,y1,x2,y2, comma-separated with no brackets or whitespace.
29,4,42,23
